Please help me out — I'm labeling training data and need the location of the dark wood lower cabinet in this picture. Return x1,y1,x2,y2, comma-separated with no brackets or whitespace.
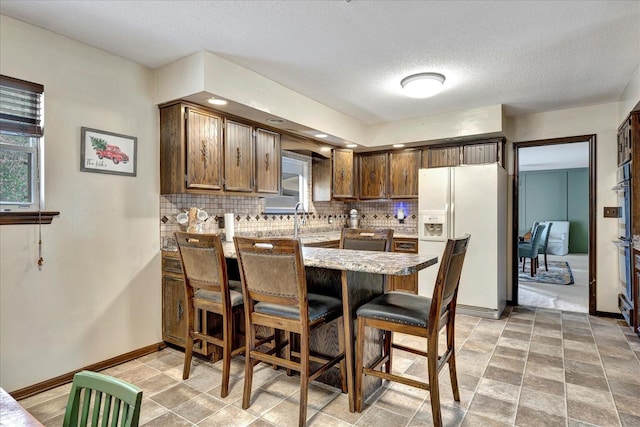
162,252,187,347
635,250,640,336
162,252,223,358
388,238,418,293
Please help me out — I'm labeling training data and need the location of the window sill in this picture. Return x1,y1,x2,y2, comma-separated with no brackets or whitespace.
0,211,60,225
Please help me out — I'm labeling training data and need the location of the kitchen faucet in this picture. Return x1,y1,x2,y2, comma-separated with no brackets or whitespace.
294,202,305,239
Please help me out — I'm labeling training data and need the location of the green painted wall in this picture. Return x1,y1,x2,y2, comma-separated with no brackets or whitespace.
518,168,589,254
567,168,589,253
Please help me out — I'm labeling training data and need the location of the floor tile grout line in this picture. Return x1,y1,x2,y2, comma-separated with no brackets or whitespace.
512,307,539,427
560,309,570,427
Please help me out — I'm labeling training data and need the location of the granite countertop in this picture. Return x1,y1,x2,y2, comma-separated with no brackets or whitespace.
164,231,433,276
162,230,418,252
219,240,436,276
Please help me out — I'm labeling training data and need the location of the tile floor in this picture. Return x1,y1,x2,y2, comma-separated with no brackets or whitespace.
18,306,640,427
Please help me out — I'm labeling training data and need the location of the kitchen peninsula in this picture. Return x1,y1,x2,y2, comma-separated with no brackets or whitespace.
163,234,438,411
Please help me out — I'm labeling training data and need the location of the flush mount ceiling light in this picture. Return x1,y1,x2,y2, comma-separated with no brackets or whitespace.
208,97,228,106
315,133,328,138
400,72,445,98
346,143,357,148
267,118,286,125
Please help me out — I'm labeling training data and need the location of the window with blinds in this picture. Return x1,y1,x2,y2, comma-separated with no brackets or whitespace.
0,75,44,210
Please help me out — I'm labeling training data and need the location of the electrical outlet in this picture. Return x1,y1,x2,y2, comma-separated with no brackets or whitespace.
603,207,620,218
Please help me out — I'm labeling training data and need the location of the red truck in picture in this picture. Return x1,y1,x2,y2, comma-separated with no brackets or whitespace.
95,144,129,164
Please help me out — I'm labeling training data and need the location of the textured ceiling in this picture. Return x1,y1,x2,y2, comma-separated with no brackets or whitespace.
1,0,638,125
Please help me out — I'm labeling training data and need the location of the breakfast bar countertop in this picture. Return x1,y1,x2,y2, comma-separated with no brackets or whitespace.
162,231,430,276
221,242,437,276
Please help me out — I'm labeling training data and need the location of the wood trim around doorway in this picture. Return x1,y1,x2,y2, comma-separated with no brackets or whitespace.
512,135,597,315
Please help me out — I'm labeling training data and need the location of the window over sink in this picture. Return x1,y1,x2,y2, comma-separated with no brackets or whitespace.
263,153,309,214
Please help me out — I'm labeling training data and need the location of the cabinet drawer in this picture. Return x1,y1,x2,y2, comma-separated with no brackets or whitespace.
393,238,418,253
162,254,183,275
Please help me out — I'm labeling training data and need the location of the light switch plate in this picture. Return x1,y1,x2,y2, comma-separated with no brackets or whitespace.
603,207,621,218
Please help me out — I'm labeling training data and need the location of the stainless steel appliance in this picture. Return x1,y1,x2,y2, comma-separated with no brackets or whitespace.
614,162,634,325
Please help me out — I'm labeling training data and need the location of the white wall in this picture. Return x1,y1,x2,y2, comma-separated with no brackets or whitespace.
506,103,621,313
0,16,161,392
619,64,640,121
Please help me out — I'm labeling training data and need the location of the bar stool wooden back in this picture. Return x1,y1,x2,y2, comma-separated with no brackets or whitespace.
340,228,393,252
234,237,347,427
174,232,245,398
354,234,471,426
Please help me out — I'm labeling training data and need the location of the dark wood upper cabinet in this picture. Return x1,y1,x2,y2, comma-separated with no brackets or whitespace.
312,156,332,202
224,120,253,192
618,114,633,167
358,152,388,199
186,108,223,191
421,138,505,169
389,150,420,198
422,145,460,168
254,128,280,194
463,141,503,165
160,103,223,194
161,102,284,196
332,149,356,199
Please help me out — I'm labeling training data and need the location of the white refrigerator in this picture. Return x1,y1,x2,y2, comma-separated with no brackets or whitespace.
418,163,507,319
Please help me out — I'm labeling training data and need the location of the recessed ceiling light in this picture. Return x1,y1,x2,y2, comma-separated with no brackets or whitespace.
267,118,286,124
315,133,328,138
400,72,445,98
346,143,357,148
393,144,405,148
208,97,228,106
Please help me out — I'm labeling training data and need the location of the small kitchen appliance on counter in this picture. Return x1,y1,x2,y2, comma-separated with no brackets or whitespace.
348,209,359,228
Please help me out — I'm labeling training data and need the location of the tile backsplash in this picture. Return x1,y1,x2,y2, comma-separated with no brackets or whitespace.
160,195,417,249
159,152,417,249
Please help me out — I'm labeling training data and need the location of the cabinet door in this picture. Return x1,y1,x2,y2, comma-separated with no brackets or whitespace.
332,149,356,198
462,142,499,165
618,119,632,166
160,104,185,194
254,128,280,194
225,120,254,192
359,152,387,199
389,150,420,198
423,146,460,168
162,275,187,346
186,108,223,190
388,238,418,293
312,156,332,202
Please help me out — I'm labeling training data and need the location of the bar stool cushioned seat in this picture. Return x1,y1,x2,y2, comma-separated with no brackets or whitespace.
175,232,248,399
235,237,347,427
354,234,471,427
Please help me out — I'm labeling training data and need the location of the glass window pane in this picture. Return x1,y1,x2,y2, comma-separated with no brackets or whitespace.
0,132,33,147
0,148,32,204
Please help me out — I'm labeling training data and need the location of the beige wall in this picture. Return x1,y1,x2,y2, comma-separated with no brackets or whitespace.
0,16,161,392
506,103,621,313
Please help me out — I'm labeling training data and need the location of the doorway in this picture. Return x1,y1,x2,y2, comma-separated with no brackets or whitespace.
512,135,596,315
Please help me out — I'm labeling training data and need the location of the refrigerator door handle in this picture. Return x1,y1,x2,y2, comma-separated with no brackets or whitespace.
449,168,455,239
450,202,455,238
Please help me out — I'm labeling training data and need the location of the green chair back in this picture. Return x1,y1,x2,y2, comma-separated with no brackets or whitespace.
529,223,547,257
538,222,553,254
63,370,143,427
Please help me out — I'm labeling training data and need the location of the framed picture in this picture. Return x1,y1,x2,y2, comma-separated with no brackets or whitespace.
80,127,137,176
